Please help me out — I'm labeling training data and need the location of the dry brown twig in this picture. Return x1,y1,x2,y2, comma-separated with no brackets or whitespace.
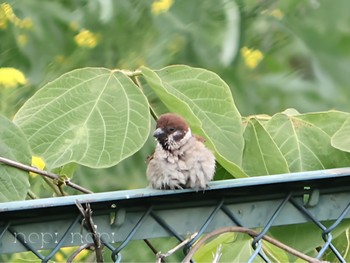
67,243,94,263
0,156,92,194
75,201,104,263
156,232,198,263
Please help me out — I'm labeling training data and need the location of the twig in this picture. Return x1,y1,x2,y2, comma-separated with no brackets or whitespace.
182,227,323,263
42,176,63,196
75,201,104,263
156,232,198,263
67,243,94,263
0,156,93,194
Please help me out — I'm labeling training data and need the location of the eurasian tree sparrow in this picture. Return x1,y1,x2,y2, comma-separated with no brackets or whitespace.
146,113,216,190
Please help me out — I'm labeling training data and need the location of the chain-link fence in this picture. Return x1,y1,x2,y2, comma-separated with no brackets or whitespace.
1,168,350,262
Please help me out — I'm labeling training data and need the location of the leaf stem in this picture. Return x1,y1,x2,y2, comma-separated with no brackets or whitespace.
27,190,38,199
75,201,104,262
0,156,93,194
42,176,63,197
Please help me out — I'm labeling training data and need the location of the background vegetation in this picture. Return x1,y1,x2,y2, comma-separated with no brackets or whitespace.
1,0,350,261
2,0,350,192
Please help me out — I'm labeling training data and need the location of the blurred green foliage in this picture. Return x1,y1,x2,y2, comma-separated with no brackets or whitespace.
1,0,350,205
2,0,350,117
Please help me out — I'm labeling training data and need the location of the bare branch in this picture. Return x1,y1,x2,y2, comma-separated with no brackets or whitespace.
182,227,323,263
75,201,104,263
0,156,93,194
67,243,94,263
156,232,198,263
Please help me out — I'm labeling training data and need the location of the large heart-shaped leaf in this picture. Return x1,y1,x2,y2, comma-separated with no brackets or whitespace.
14,68,150,170
265,111,350,172
0,116,30,202
242,117,289,176
141,65,246,178
331,116,350,153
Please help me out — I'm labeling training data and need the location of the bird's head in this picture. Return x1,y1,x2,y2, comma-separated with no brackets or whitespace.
153,113,192,151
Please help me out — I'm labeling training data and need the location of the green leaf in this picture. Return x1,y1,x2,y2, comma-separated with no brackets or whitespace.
297,111,350,137
194,233,264,262
331,116,350,153
265,111,350,172
141,65,246,178
52,163,77,178
269,220,350,261
323,226,350,262
0,116,30,202
242,117,289,176
14,68,150,170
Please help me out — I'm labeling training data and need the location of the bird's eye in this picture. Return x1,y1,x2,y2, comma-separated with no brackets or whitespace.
168,127,175,132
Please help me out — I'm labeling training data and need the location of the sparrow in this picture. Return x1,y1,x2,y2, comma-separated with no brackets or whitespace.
146,113,216,190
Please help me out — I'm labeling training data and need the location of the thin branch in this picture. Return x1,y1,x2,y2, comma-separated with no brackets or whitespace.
67,243,94,263
0,156,93,194
156,232,198,263
42,176,63,196
75,201,104,263
182,227,323,263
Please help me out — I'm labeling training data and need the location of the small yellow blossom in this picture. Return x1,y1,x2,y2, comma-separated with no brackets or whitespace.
270,9,284,19
241,47,264,69
0,8,7,29
30,156,46,177
69,21,79,31
261,8,284,20
19,17,33,29
0,3,33,29
17,34,28,46
74,29,98,48
54,55,66,64
54,247,89,262
151,0,174,15
0,19,7,29
0,67,27,88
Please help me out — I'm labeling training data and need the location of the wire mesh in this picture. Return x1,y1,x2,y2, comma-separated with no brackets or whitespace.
1,168,350,262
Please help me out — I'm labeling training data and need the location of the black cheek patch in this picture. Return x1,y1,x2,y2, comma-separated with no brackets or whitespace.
173,131,184,142
158,138,170,151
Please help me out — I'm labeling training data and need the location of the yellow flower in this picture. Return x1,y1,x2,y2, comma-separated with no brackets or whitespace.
270,9,284,19
54,55,66,64
19,17,33,29
69,21,79,31
151,0,174,15
30,156,46,177
0,67,27,88
54,247,90,262
0,7,7,29
0,3,33,29
261,8,284,20
74,29,98,48
17,34,28,46
241,47,264,69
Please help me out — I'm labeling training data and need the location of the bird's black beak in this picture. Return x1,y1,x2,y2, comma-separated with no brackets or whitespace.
153,128,166,140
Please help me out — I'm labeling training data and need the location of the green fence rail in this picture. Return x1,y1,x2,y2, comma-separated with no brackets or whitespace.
1,168,350,262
